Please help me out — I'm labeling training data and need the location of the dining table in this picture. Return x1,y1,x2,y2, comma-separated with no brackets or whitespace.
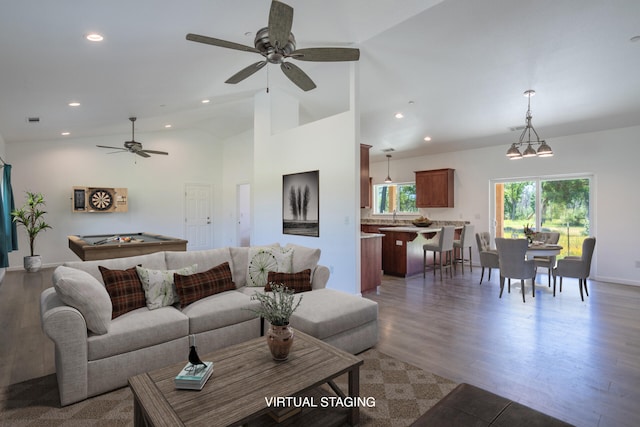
526,243,563,258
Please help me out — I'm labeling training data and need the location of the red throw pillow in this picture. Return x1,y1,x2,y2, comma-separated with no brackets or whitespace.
174,262,236,307
265,269,312,293
99,265,146,319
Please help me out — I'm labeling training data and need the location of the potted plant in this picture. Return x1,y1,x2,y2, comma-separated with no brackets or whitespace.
249,284,303,361
11,191,52,272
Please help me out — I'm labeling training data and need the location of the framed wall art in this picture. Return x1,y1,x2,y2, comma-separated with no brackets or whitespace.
282,170,319,237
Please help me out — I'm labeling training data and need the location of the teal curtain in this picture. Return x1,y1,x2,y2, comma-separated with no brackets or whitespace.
0,164,18,268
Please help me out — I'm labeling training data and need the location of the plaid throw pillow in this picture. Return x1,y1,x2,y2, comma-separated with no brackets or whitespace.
174,262,236,307
99,265,146,319
265,269,312,293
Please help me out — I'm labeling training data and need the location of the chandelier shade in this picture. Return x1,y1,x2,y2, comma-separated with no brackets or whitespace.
506,90,553,159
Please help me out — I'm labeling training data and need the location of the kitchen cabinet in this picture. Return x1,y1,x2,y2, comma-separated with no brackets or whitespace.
361,233,382,292
360,144,371,208
415,168,455,208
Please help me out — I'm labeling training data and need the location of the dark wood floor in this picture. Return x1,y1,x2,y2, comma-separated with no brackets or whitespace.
1,265,639,426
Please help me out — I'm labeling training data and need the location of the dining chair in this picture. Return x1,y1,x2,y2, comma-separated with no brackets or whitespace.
475,232,499,285
532,231,560,287
453,224,474,274
552,237,596,301
423,226,455,280
495,238,537,303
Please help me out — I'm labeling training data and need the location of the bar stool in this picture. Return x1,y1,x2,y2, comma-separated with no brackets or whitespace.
423,226,455,280
453,224,474,274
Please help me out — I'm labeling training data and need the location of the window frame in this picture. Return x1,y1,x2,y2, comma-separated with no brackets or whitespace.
372,181,418,215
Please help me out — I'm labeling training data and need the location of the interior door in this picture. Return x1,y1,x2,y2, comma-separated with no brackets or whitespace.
184,183,212,250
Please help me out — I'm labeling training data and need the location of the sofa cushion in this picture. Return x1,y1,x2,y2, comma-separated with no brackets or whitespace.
246,246,293,287
165,247,232,274
181,291,259,333
64,251,167,285
289,289,378,340
229,244,279,287
284,243,321,274
87,305,189,361
99,266,146,319
265,269,312,293
174,262,235,307
53,266,112,335
136,264,197,310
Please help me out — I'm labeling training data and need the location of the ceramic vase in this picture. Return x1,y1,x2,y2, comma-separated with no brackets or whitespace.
266,323,294,361
23,255,42,273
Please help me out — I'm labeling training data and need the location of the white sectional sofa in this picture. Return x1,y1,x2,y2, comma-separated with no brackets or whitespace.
40,243,378,406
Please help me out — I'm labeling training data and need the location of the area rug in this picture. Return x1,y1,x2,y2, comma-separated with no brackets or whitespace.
0,349,457,426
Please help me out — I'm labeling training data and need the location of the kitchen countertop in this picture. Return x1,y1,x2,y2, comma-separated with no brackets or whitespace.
377,226,442,233
361,232,385,239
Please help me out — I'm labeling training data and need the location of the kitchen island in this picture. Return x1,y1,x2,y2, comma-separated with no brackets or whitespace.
361,220,467,277
378,226,444,277
361,232,384,292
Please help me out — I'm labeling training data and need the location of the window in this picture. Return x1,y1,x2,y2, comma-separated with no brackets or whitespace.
373,183,418,214
492,176,592,258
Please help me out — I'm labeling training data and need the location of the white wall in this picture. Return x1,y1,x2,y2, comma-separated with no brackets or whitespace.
221,129,254,247
368,125,640,286
251,90,360,294
6,128,224,267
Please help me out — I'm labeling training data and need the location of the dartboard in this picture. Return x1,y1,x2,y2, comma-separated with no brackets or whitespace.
89,189,114,211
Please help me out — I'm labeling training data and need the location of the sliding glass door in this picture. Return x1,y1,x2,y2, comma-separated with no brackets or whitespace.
492,176,592,258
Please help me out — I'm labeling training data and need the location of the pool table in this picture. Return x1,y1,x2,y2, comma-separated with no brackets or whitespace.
68,232,188,261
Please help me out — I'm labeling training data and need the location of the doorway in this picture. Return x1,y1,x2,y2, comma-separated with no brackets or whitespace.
237,183,251,247
184,183,212,250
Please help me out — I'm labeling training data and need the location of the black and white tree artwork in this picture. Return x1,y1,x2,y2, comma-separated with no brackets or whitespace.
282,170,319,237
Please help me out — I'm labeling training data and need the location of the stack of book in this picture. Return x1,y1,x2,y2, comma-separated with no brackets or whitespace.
174,362,214,390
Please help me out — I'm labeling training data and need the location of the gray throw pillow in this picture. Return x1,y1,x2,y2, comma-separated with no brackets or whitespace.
53,265,112,335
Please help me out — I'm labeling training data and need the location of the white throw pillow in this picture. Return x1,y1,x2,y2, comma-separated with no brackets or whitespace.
136,264,197,310
53,266,112,335
246,246,293,287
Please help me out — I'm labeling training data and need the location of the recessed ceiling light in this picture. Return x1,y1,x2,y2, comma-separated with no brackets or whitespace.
61,132,70,136
68,102,81,107
423,136,432,142
202,99,210,104
164,124,172,128
85,33,104,42
394,112,404,119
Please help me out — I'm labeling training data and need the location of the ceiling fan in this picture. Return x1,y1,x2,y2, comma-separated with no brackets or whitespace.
186,0,360,91
97,117,168,158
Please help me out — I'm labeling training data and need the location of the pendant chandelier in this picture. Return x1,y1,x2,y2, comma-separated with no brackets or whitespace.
384,154,392,183
506,90,553,159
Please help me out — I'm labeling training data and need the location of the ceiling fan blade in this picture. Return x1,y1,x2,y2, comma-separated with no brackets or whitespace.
135,150,151,158
289,47,360,62
97,145,127,150
280,62,316,91
268,1,294,49
141,150,169,156
225,61,267,84
186,33,259,54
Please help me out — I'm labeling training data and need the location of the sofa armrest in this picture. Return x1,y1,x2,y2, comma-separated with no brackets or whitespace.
40,288,89,406
312,265,330,290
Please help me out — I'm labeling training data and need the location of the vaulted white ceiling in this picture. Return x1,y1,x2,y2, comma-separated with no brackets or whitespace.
1,0,639,162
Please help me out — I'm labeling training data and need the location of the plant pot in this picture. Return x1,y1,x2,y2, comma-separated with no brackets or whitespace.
23,255,42,273
266,323,294,361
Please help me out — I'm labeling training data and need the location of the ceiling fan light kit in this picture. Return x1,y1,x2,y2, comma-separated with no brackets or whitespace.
186,0,360,91
506,90,553,160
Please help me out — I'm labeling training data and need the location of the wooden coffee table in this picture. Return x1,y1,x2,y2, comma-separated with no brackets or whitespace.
128,331,364,426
